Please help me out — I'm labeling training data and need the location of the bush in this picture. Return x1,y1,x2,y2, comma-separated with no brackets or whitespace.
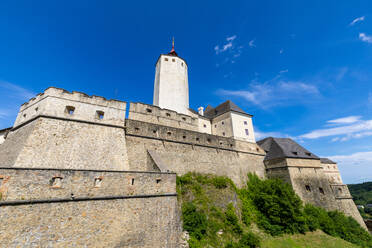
212,176,229,189
224,232,260,248
225,203,243,234
182,202,207,240
241,173,307,235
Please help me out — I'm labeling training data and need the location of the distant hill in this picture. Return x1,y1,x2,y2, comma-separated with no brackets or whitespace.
348,182,372,219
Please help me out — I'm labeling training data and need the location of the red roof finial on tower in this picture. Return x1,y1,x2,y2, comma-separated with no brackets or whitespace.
168,37,178,56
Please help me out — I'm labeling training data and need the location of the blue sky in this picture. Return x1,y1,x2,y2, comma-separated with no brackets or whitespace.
0,1,372,183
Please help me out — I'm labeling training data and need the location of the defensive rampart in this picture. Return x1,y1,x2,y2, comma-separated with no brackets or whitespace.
0,167,180,247
125,119,266,187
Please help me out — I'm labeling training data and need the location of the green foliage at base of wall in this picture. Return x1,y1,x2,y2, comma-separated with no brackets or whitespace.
177,172,372,248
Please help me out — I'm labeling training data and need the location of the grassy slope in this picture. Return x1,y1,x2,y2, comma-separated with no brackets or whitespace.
178,173,361,248
262,230,359,248
348,182,372,219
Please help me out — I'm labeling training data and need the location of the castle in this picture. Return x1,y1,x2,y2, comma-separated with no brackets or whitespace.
0,42,366,247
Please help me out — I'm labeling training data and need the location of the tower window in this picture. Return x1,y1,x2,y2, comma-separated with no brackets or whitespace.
338,187,342,193
181,62,183,67
203,124,207,128
182,117,186,121
245,129,249,135
222,132,225,136
214,125,217,128
166,113,171,117
131,178,135,185
221,121,224,125
305,185,311,192
96,111,104,120
164,58,168,61
65,106,75,115
244,121,247,125
23,113,27,118
196,137,200,141
167,131,172,136
146,108,152,113
172,59,175,62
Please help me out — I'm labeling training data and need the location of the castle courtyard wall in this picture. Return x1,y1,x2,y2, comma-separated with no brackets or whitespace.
0,168,180,248
125,119,266,187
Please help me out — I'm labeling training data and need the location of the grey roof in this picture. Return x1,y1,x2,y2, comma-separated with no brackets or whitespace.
320,158,337,164
204,100,252,119
257,137,319,161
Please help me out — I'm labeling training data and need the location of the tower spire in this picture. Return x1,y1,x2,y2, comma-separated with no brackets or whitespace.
168,36,178,56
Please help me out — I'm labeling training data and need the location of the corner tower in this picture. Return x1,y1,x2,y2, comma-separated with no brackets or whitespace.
153,39,189,115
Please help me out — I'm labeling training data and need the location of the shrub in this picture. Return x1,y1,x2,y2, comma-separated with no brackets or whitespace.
238,232,261,248
212,176,228,189
242,173,307,235
225,203,243,234
182,202,207,240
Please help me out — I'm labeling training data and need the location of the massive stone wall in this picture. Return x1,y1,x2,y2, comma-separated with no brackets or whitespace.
125,119,265,187
265,158,367,229
0,168,181,247
0,117,129,170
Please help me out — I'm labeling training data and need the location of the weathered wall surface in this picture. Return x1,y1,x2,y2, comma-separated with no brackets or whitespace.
125,119,265,187
0,168,181,248
265,158,367,229
1,117,129,170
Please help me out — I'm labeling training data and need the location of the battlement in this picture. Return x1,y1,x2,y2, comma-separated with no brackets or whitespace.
14,87,127,128
128,102,199,132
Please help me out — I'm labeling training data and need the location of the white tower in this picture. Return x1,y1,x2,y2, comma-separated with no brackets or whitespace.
153,39,189,115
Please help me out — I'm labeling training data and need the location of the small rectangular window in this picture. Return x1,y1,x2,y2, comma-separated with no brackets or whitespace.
96,111,104,120
182,117,186,121
222,132,225,136
65,106,75,115
305,185,311,192
244,121,247,125
221,121,224,125
214,124,217,128
164,58,168,61
181,62,183,67
292,151,298,155
146,108,152,113
319,187,325,194
172,58,175,62
245,129,249,135
166,113,171,117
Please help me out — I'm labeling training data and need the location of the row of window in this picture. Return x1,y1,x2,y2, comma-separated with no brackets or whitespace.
146,108,188,121
164,58,184,67
50,176,161,189
65,106,104,119
305,185,343,194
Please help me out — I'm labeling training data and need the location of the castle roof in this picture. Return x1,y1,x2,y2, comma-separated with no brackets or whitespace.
257,137,319,161
320,158,337,164
204,100,252,119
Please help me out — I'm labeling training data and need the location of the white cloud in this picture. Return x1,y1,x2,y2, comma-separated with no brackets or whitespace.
368,92,372,106
279,69,288,74
328,151,372,166
279,49,284,54
254,130,287,140
327,116,361,124
248,40,256,48
349,16,365,26
359,33,372,43
217,78,320,108
300,119,372,139
226,35,237,41
0,81,34,100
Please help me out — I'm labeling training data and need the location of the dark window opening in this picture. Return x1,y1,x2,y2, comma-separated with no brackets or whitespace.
181,62,183,67
167,131,172,136
214,125,217,128
338,187,342,193
182,135,186,139
319,187,325,194
153,130,157,134
96,111,104,120
23,113,27,118
135,127,140,131
207,138,211,143
222,132,225,136
146,108,152,113
35,107,39,112
172,58,175,62
65,106,75,115
244,121,247,125
203,124,207,128
131,178,135,185
292,151,298,155
219,142,223,145
182,117,186,121
245,129,249,135
196,137,200,141
156,178,161,184
230,144,233,148
305,185,311,192
164,58,168,61
306,152,311,156
221,121,224,125
166,113,171,117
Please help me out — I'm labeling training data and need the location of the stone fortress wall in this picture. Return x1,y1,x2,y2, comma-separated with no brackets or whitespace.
0,167,180,247
0,87,129,171
125,118,266,188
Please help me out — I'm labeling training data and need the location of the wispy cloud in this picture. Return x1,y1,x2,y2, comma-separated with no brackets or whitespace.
300,117,372,139
217,77,320,108
279,69,288,74
279,48,284,54
255,129,289,140
328,151,372,166
214,35,237,54
248,40,256,48
349,16,365,26
327,116,361,124
0,81,34,100
359,33,372,43
226,35,237,41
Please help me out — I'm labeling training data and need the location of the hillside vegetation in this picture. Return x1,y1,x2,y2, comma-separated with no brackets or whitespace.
348,182,372,219
177,173,372,248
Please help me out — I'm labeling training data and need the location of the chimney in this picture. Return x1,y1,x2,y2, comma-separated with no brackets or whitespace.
198,107,204,116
